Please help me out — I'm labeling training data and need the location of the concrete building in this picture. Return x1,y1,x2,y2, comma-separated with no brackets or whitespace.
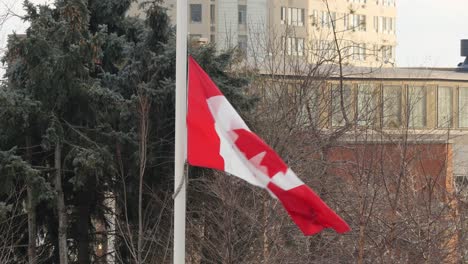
260,64,468,195
128,0,397,67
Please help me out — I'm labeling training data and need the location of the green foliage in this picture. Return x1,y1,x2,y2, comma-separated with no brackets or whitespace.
0,0,255,261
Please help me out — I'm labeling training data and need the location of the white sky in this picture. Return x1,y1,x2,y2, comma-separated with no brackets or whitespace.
397,0,468,67
1,0,468,68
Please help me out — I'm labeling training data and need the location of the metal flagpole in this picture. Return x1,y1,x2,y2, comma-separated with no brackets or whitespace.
174,0,187,262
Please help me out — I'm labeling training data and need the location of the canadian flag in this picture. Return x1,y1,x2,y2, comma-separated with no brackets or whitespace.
187,57,350,235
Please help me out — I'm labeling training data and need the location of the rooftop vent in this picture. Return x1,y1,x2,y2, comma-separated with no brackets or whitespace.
457,39,468,71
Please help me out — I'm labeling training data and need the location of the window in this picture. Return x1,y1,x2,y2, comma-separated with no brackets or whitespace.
388,18,393,33
360,44,366,60
359,15,367,31
311,10,318,26
190,4,202,23
238,35,247,53
287,8,304,26
375,17,394,33
281,7,287,24
352,43,366,61
210,34,215,43
357,84,376,126
210,4,215,24
332,84,353,126
381,45,394,62
238,5,247,25
297,38,304,56
408,86,427,128
344,14,349,29
299,89,319,127
377,16,383,32
459,87,468,128
373,16,379,33
286,37,304,56
438,87,453,128
383,86,402,127
314,40,336,60
349,14,366,31
380,0,396,6
320,11,336,28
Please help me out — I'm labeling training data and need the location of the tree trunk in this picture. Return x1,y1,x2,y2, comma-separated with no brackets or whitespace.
26,135,37,264
27,186,37,264
262,197,269,264
55,143,68,264
137,95,150,263
357,222,366,264
77,181,92,264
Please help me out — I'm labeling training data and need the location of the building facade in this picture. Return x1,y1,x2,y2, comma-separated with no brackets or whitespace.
273,66,468,191
128,0,397,67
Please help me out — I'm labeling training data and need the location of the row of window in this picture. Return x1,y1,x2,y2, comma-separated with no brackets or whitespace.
281,37,305,56
311,42,394,62
190,4,247,25
330,84,468,129
348,0,396,6
349,44,394,62
310,11,396,34
280,7,305,26
373,16,395,34
377,0,396,6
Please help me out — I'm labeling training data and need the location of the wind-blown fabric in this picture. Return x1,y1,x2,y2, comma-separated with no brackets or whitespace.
187,56,350,235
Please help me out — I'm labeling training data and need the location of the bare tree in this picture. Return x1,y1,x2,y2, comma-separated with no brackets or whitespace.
182,2,466,263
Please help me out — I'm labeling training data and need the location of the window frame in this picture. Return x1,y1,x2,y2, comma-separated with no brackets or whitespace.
238,5,247,25
407,86,427,128
382,85,402,128
458,87,468,128
190,4,202,23
437,86,453,128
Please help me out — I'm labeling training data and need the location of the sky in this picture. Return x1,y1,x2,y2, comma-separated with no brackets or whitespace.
397,0,468,67
1,0,468,68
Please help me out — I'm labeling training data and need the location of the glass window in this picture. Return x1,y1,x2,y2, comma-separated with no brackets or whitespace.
332,84,353,126
299,9,305,26
238,5,247,25
374,16,379,33
312,10,318,26
299,89,319,127
459,87,468,128
408,86,427,128
292,8,298,26
286,37,304,56
281,7,287,24
383,86,402,127
297,38,304,56
357,84,376,126
438,86,453,127
344,14,349,29
360,15,366,31
379,17,384,33
287,37,293,55
210,4,215,24
190,4,202,23
287,8,304,26
238,35,247,53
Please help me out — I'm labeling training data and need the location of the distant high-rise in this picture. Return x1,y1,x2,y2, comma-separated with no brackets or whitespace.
129,0,397,67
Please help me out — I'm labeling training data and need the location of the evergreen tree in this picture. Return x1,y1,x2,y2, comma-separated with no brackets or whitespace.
1,0,254,263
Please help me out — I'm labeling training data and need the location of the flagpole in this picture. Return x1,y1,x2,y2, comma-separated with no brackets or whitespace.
174,0,187,262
